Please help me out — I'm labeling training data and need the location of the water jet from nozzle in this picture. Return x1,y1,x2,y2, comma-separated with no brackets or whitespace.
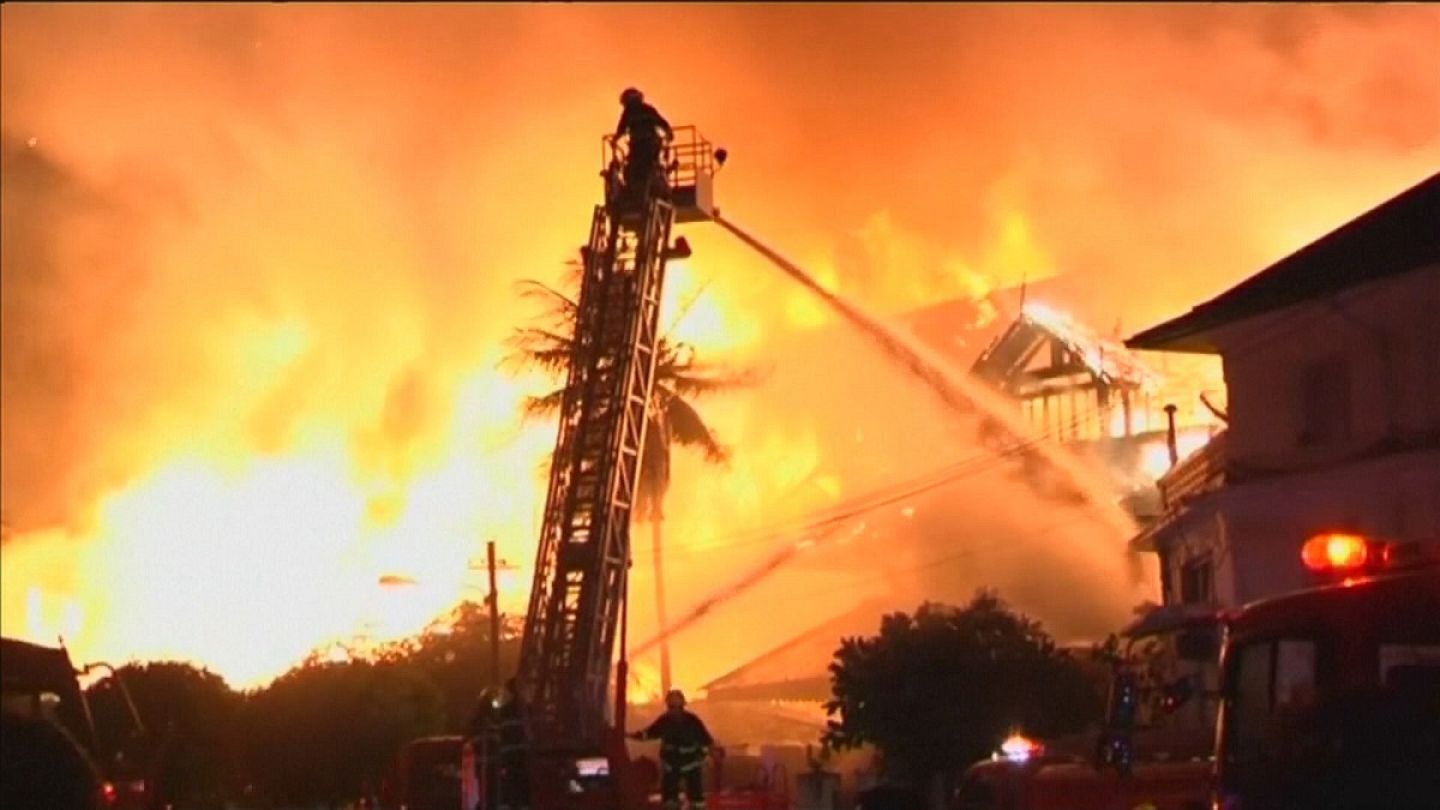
627,216,1145,661
712,214,1135,540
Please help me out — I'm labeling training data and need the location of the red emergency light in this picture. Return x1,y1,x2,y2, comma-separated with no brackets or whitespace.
1301,532,1371,573
997,733,1044,763
1301,532,1440,580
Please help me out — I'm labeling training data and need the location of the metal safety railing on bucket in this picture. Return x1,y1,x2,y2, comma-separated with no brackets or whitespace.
602,126,716,194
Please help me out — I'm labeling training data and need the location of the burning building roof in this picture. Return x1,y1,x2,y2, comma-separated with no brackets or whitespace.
972,301,1159,397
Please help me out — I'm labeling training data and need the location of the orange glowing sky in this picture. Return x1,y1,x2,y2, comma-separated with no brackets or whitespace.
3,3,1438,690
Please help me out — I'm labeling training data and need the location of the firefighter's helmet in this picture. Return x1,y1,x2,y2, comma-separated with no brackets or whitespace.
620,87,644,107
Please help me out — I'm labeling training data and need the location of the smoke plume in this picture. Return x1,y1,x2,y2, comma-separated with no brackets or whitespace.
3,4,1437,687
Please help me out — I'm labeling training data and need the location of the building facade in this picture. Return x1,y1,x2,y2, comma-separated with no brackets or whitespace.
1127,172,1440,609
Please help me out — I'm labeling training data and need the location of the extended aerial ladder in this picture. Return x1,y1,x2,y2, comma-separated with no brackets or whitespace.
513,125,723,810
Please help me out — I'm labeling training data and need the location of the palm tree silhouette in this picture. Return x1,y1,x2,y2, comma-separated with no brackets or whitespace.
503,260,754,695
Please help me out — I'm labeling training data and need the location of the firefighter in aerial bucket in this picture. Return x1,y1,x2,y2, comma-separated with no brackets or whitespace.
615,87,673,203
630,689,714,810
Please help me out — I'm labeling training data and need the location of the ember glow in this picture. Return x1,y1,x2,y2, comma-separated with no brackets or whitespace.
3,4,1438,689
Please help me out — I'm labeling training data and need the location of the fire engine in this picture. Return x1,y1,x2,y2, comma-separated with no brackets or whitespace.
952,618,1217,810
391,114,817,810
1211,532,1440,809
1,637,155,810
407,121,736,810
953,531,1440,810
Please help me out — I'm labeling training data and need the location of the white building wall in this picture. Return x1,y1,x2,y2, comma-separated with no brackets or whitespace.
1222,448,1440,604
1153,266,1440,608
1215,265,1440,469
1159,446,1440,608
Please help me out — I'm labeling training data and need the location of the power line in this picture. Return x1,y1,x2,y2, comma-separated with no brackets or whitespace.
710,508,1111,610
624,409,1134,651
634,403,1118,561
629,507,1113,657
705,409,1102,542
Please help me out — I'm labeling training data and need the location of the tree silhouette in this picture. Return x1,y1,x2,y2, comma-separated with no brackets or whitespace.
503,260,755,694
824,592,1102,792
374,600,525,730
50,603,531,807
238,659,446,806
86,661,241,807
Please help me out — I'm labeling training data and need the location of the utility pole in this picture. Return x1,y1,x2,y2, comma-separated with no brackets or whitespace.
1164,404,1179,467
487,540,502,688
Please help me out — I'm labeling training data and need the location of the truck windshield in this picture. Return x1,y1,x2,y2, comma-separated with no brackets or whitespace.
1222,635,1440,808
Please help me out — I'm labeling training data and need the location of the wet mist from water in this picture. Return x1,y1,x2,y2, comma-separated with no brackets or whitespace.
631,217,1144,661
715,217,1135,533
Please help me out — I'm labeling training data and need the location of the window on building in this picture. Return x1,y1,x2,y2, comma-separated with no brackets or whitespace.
1180,555,1214,604
1296,356,1351,447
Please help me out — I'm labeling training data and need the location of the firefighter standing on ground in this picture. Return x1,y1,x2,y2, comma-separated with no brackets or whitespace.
466,690,500,810
495,679,530,810
630,690,714,810
615,87,673,200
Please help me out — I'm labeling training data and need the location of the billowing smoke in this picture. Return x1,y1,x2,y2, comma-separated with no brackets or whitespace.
2,4,1437,688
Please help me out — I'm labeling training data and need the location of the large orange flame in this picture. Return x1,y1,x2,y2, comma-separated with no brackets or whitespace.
3,4,1436,692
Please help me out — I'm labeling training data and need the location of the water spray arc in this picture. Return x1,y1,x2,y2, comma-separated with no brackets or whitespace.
711,214,1135,537
620,215,1145,660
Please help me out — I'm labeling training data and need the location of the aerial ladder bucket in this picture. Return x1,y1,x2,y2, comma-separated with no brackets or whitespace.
604,125,724,225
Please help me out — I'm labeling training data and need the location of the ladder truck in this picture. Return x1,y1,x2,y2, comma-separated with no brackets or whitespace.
512,125,723,810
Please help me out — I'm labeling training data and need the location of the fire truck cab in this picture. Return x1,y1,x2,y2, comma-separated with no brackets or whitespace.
953,532,1440,810
953,625,1216,810
1212,533,1440,809
1,638,154,810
